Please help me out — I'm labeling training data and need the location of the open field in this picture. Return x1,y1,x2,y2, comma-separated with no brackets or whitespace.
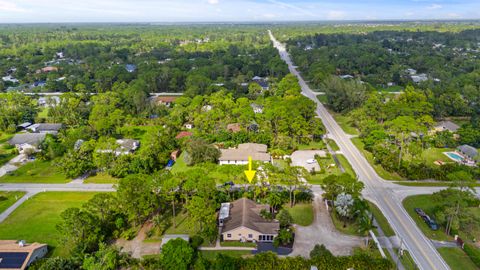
438,247,477,270
0,160,69,183
0,144,16,166
0,191,25,214
331,211,364,236
0,192,99,257
307,155,342,185
284,203,314,226
421,148,454,166
84,172,119,184
297,140,326,150
329,112,360,136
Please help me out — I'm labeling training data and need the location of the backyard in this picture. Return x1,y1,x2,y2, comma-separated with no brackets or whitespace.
0,191,25,214
0,160,69,183
0,192,99,257
284,203,314,226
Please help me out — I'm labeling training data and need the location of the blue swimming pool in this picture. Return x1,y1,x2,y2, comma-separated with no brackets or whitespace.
445,152,464,162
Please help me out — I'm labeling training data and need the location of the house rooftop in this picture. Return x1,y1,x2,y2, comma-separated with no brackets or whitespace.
435,121,460,132
27,123,63,133
0,240,47,270
156,96,177,104
222,198,279,235
219,143,270,162
175,131,193,139
457,145,478,159
8,133,46,146
116,139,140,152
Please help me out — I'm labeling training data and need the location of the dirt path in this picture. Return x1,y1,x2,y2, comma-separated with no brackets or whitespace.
116,222,162,258
289,194,364,257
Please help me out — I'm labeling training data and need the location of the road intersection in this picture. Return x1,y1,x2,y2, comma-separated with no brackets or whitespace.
269,30,450,270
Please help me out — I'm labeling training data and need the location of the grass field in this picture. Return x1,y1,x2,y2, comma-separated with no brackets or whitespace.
200,250,251,260
326,139,340,151
0,144,16,166
164,211,198,235
307,155,342,185
297,140,326,150
368,201,395,237
331,211,364,236
351,138,404,180
330,112,360,136
84,172,119,184
316,94,327,104
402,195,451,241
421,148,454,166
0,192,99,257
0,133,13,144
0,160,69,183
170,153,189,173
395,249,418,270
438,247,478,270
0,191,25,214
393,181,480,187
284,203,314,226
336,154,356,178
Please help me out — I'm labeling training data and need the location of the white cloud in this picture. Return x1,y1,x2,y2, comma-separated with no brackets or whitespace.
327,10,346,20
0,0,27,12
207,0,219,4
267,0,314,17
427,4,442,10
446,12,461,18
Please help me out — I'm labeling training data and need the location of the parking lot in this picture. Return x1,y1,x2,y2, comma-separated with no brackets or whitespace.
290,150,327,172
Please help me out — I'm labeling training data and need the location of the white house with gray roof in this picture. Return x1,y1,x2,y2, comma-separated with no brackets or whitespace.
219,143,271,165
8,133,46,154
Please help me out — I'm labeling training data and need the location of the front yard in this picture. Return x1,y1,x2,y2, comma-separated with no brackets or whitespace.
0,191,25,214
84,172,119,184
438,247,478,270
284,203,314,226
0,192,99,257
0,160,69,183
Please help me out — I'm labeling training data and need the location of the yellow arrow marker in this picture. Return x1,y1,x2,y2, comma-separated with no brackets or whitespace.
244,156,256,183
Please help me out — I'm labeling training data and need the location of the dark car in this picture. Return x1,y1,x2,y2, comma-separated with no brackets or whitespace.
223,181,234,187
415,208,438,230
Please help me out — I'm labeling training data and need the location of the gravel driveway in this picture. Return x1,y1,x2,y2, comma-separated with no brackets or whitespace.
289,193,364,257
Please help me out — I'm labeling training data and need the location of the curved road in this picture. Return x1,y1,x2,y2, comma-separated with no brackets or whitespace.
269,30,449,270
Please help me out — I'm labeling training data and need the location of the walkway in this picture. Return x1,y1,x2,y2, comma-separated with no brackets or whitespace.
0,191,39,223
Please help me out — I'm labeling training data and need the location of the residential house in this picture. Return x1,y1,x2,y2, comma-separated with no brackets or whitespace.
252,76,269,91
156,96,177,107
227,123,241,133
38,96,61,107
27,123,63,135
36,66,58,73
175,131,193,139
0,240,48,270
185,123,194,130
219,143,272,165
8,133,46,154
17,122,32,131
411,74,428,83
126,64,137,73
2,75,19,83
116,139,140,154
433,121,460,133
405,68,417,75
457,145,478,164
339,74,354,79
219,198,279,243
250,103,264,114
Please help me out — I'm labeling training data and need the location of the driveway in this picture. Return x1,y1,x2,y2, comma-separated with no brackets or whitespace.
289,193,364,257
0,154,27,178
290,150,326,172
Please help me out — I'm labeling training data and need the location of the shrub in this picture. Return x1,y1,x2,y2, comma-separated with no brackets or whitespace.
464,243,480,267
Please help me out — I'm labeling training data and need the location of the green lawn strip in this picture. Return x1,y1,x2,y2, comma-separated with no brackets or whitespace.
297,140,326,150
284,203,314,226
402,195,451,241
200,250,251,260
336,154,356,178
367,201,395,237
0,145,16,166
170,153,188,173
330,211,365,237
0,160,69,183
393,248,418,270
306,155,342,185
326,139,340,151
273,159,288,169
118,125,159,146
0,133,13,144
0,192,99,257
37,107,49,119
220,241,257,247
316,94,327,104
421,148,454,166
393,181,480,187
351,138,404,181
84,172,119,184
330,111,359,136
0,191,26,214
438,247,478,270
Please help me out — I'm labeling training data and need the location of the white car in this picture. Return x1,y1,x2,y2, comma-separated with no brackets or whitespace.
306,159,317,164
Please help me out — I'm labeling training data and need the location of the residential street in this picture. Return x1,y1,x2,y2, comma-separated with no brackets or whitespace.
269,30,450,270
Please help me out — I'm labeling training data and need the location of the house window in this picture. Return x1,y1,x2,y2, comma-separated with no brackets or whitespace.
227,234,231,238
248,234,253,238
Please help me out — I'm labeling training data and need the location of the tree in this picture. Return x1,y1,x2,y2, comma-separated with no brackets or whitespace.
160,238,194,270
334,193,355,227
32,257,79,270
321,173,364,201
83,244,130,270
268,191,283,213
155,171,181,228
185,196,217,241
276,209,293,228
88,92,125,135
322,76,368,113
309,244,334,260
184,138,221,166
56,208,101,254
57,140,96,178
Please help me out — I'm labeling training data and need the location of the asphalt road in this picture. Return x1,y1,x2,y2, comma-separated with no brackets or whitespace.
269,30,450,270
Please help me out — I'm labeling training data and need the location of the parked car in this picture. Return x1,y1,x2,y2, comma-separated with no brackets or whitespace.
223,181,234,187
414,208,438,230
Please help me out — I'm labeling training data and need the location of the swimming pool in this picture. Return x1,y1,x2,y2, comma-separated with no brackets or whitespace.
444,152,464,162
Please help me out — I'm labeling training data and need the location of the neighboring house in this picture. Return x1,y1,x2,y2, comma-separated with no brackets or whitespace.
17,122,32,131
0,240,48,270
219,143,272,165
2,75,19,83
457,145,478,163
219,198,279,243
433,121,460,133
185,123,194,130
116,139,140,154
8,133,46,154
27,123,63,135
156,96,177,107
227,123,242,133
339,74,354,79
252,76,269,90
405,68,417,75
175,131,193,139
411,74,428,83
36,66,58,73
250,103,264,114
126,64,137,73
38,96,61,107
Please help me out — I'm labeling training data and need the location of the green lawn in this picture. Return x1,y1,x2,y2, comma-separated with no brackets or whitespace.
84,172,119,184
336,154,356,178
0,133,13,144
297,140,326,150
220,241,257,247
0,160,69,183
331,211,364,236
0,191,25,214
351,138,404,180
330,112,359,136
326,139,340,151
0,192,99,257
118,125,159,146
37,108,49,119
438,247,478,270
307,155,342,185
368,201,395,237
0,144,16,166
421,148,454,166
170,153,188,173
200,250,251,260
316,94,327,104
164,211,198,235
395,249,418,270
393,181,480,187
402,195,451,241
284,203,314,226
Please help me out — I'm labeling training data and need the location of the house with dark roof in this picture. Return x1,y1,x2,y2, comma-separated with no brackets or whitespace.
220,198,279,243
8,133,46,154
433,121,460,133
252,76,269,91
27,123,63,135
457,145,478,163
0,240,47,270
126,64,137,73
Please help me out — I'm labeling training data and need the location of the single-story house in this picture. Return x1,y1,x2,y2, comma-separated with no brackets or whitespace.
27,123,63,135
0,240,48,270
175,131,193,139
252,76,269,91
339,74,354,79
457,145,478,163
8,133,46,154
227,123,242,133
2,75,19,83
116,139,140,154
411,74,428,83
126,64,137,73
433,121,460,133
405,68,417,75
219,143,272,165
38,96,61,107
251,103,264,114
17,122,32,131
36,66,58,73
220,198,279,243
156,96,177,107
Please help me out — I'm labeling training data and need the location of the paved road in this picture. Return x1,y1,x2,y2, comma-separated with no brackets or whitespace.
0,183,115,192
269,30,450,270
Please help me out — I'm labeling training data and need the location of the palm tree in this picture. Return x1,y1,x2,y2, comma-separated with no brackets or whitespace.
268,191,283,213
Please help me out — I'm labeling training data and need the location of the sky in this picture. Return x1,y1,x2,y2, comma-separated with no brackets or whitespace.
0,0,479,23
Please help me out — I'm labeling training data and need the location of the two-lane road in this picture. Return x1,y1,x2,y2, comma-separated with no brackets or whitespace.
269,30,449,270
